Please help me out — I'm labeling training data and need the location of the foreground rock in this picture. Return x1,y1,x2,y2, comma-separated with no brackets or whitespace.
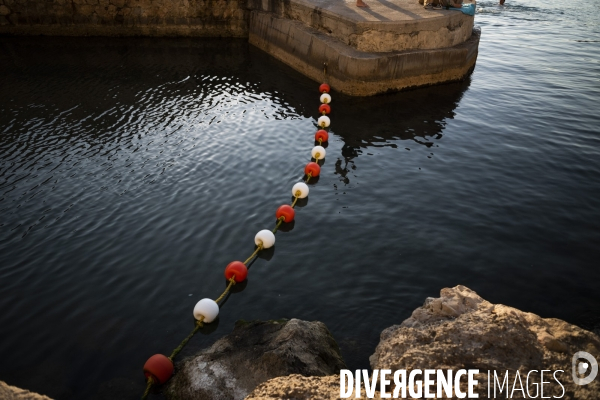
370,285,600,399
166,319,346,400
0,381,53,400
246,375,342,400
247,286,600,399
247,374,382,400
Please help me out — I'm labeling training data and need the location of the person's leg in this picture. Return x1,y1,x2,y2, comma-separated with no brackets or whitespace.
357,0,369,7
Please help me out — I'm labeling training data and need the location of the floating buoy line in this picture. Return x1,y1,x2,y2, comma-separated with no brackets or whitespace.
140,82,333,399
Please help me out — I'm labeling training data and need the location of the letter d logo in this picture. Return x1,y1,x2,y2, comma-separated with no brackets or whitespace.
572,351,598,385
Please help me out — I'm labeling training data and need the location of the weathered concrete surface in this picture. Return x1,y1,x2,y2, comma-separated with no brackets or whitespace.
0,381,53,400
0,0,472,49
0,0,248,37
248,0,475,52
249,11,479,96
370,285,600,399
165,319,346,400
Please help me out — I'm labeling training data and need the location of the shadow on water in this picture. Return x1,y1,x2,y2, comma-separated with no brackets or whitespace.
334,81,469,150
248,46,471,192
328,81,470,184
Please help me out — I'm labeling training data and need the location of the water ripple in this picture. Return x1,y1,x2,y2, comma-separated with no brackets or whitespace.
1,4,599,397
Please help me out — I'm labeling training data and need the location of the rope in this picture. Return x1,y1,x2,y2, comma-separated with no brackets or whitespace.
243,245,263,265
140,277,234,398
169,317,205,361
141,377,154,400
272,216,285,234
168,276,233,361
166,224,264,362
141,85,330,399
215,277,237,304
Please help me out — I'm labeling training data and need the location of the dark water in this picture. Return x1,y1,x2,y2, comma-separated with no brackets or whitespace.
1,0,599,398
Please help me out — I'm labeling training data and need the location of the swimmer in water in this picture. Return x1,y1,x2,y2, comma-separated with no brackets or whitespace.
357,0,368,6
499,0,505,4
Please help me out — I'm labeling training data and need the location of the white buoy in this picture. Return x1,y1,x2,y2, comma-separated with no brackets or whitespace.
255,229,275,248
317,116,330,128
193,298,219,323
320,93,332,104
292,182,309,199
311,146,326,160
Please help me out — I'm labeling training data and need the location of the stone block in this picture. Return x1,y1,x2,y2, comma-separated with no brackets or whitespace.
249,11,479,95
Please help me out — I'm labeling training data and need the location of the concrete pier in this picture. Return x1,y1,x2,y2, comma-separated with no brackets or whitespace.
247,0,479,95
0,0,479,96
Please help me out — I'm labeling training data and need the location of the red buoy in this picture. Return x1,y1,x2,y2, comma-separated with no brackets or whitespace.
225,261,248,282
315,130,329,143
143,354,174,384
319,104,331,115
319,83,330,94
304,162,321,177
276,204,295,222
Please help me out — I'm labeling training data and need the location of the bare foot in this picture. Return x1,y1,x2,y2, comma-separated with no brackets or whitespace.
356,0,369,7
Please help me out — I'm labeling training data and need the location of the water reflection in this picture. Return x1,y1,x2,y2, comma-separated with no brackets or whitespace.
330,80,470,184
334,81,469,150
5,19,599,400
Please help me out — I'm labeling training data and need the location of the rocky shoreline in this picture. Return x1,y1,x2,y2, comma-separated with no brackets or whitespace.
3,285,599,399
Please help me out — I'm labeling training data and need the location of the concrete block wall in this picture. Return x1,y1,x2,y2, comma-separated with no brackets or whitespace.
246,0,474,52
249,11,479,95
0,0,248,37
